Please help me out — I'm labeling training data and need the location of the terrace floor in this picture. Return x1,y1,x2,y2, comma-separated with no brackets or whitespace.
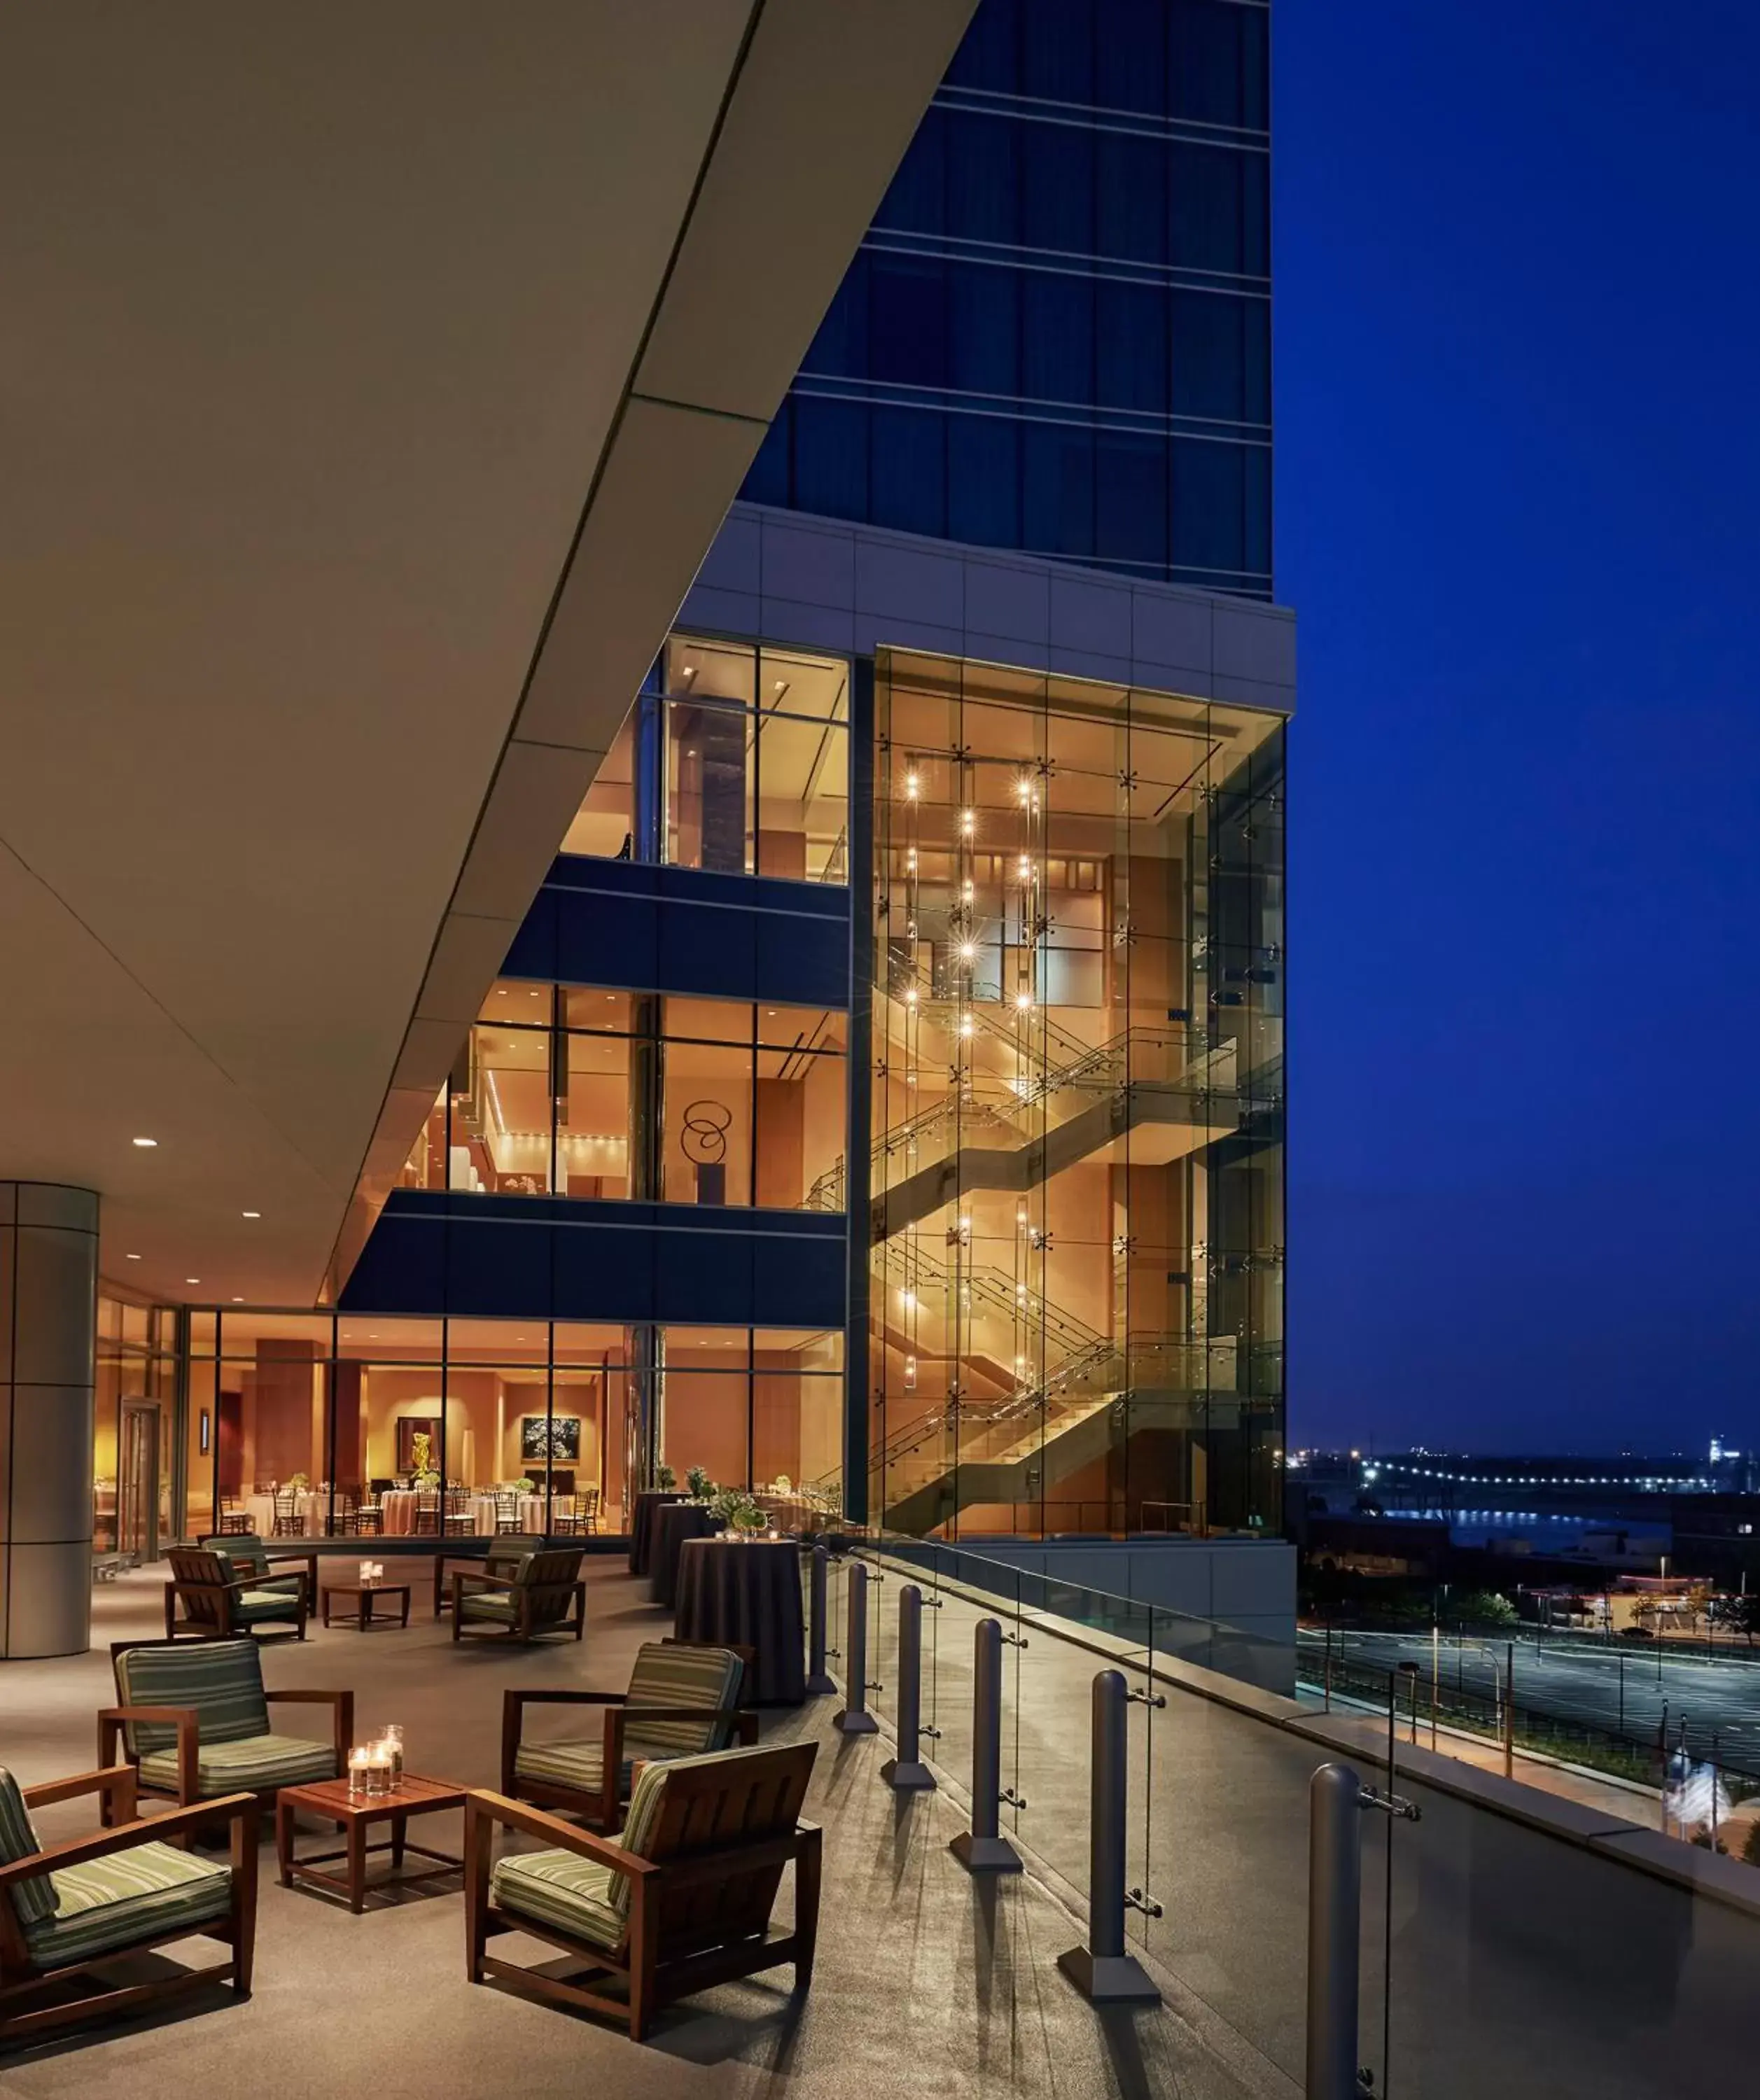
0,1562,1280,2100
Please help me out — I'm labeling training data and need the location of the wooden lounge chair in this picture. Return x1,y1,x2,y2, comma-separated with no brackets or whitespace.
162,1547,307,1642
450,1548,585,1644
200,1532,318,1612
466,1740,820,2040
433,1535,543,1618
502,1640,757,1829
102,1637,350,1809
0,1761,256,2046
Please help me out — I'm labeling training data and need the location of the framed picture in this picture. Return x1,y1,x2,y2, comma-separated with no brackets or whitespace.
198,1408,211,1456
520,1415,581,1463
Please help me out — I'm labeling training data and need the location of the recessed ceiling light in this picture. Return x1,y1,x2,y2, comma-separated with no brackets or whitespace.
242,1210,260,1219
132,1136,158,1148
232,1296,244,1303
125,1252,141,1261
185,1277,199,1284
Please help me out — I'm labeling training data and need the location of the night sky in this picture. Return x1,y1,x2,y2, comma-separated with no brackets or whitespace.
1274,4,1760,1453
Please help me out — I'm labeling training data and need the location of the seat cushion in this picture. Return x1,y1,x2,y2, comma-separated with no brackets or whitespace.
512,1738,634,1796
0,1767,57,1927
25,1840,231,1965
139,1732,337,1795
624,1642,743,1758
459,1592,516,1620
489,1848,623,1953
114,1639,267,1756
235,1588,304,1623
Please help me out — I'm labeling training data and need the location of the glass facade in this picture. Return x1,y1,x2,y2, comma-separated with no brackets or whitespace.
741,0,1272,596
400,982,848,1212
94,1308,842,1546
562,634,851,883
867,647,1284,1538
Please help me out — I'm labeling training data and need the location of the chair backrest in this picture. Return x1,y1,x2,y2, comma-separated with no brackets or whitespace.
582,1485,602,1514
0,1768,58,1928
613,1742,817,1946
113,1637,268,1757
273,1488,299,1513
166,1547,235,1628
515,1548,583,1626
201,1533,269,1580
494,1489,518,1515
416,1489,440,1513
487,1534,543,1576
625,1642,745,1757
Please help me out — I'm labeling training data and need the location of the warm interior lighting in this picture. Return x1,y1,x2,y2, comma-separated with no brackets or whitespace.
242,1210,260,1219
959,943,975,962
125,1252,141,1261
959,1016,975,1037
1016,990,1033,1009
132,1136,158,1148
960,808,974,832
905,988,918,1005
185,1276,199,1284
232,1295,244,1303
905,773,919,799
1017,776,1033,802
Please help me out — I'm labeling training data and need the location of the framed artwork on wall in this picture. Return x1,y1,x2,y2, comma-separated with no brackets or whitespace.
521,1415,581,1463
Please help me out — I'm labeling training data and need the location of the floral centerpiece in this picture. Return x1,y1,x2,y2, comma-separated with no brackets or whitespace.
685,1465,714,1502
710,1486,767,1536
655,1461,677,1491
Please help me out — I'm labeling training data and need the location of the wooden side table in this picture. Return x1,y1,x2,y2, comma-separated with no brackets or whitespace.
321,1579,412,1630
276,1772,467,1912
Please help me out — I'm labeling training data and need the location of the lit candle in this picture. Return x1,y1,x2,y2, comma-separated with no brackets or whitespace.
347,1746,372,1800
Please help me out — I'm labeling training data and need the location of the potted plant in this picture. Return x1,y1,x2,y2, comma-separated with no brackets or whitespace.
656,1461,677,1491
685,1465,714,1501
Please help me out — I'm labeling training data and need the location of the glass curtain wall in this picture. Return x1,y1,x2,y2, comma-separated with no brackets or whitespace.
561,634,851,884
400,983,847,1212
869,647,1283,1541
167,1312,840,1546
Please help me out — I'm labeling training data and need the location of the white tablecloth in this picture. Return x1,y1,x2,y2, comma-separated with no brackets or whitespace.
377,1491,545,1536
243,1492,323,1536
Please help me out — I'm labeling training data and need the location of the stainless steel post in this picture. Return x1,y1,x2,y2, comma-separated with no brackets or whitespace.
1056,1671,1159,2001
881,1584,936,1789
806,1543,836,1694
832,1560,879,1735
1306,1763,1362,2100
951,1617,1021,1872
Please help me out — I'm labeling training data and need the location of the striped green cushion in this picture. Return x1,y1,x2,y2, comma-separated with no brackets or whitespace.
114,1639,267,1756
203,1539,304,1597
624,1642,743,1757
139,1732,337,1795
0,1768,57,1927
489,1849,623,1952
459,1593,516,1620
25,1840,231,1964
511,1739,634,1794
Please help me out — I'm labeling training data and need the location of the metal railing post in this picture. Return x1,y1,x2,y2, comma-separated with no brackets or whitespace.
1056,1671,1159,2002
1306,1763,1362,2100
881,1583,937,1790
806,1543,836,1695
951,1617,1022,1872
832,1560,879,1735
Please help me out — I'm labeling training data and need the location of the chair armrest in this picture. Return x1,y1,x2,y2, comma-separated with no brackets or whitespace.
97,1706,199,1803
459,1569,517,1592
464,1789,657,1879
23,1765,138,1824
263,1551,319,1595
0,1793,258,1887
508,1689,627,1710
266,1686,354,1765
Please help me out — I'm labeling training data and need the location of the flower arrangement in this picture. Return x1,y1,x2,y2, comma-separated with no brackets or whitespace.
685,1464,714,1501
711,1486,767,1535
286,1471,310,1493
410,1432,440,1491
656,1461,677,1491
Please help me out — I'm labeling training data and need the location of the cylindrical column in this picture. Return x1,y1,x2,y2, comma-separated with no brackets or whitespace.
833,1560,879,1734
0,1183,99,1658
881,1584,936,1789
1306,1763,1363,2100
1056,1670,1159,2001
951,1616,1021,1872
805,1543,837,1693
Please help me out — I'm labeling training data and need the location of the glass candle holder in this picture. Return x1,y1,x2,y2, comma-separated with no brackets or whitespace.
378,1726,405,1785
359,1560,373,1584
365,1749,392,1798
347,1747,372,1800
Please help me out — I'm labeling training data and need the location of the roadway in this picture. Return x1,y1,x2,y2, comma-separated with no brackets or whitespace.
1297,1624,1760,1769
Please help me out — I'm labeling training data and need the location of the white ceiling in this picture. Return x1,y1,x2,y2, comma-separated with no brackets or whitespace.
0,0,975,1309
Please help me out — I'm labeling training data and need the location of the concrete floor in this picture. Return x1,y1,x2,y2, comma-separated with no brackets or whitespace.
0,1562,1283,2100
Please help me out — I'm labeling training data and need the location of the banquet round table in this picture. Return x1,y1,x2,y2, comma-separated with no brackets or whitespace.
243,1490,323,1537
673,1537,805,1705
627,1490,686,1576
648,1503,722,1609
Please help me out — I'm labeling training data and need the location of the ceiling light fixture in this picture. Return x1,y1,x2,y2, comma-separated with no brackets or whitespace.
132,1136,158,1148
242,1210,260,1219
185,1277,199,1284
125,1252,141,1261
232,1296,244,1303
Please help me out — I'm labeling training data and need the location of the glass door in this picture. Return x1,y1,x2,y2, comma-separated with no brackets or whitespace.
119,1399,162,1562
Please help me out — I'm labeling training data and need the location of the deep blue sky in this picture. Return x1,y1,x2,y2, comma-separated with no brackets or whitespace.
1274,4,1760,1453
